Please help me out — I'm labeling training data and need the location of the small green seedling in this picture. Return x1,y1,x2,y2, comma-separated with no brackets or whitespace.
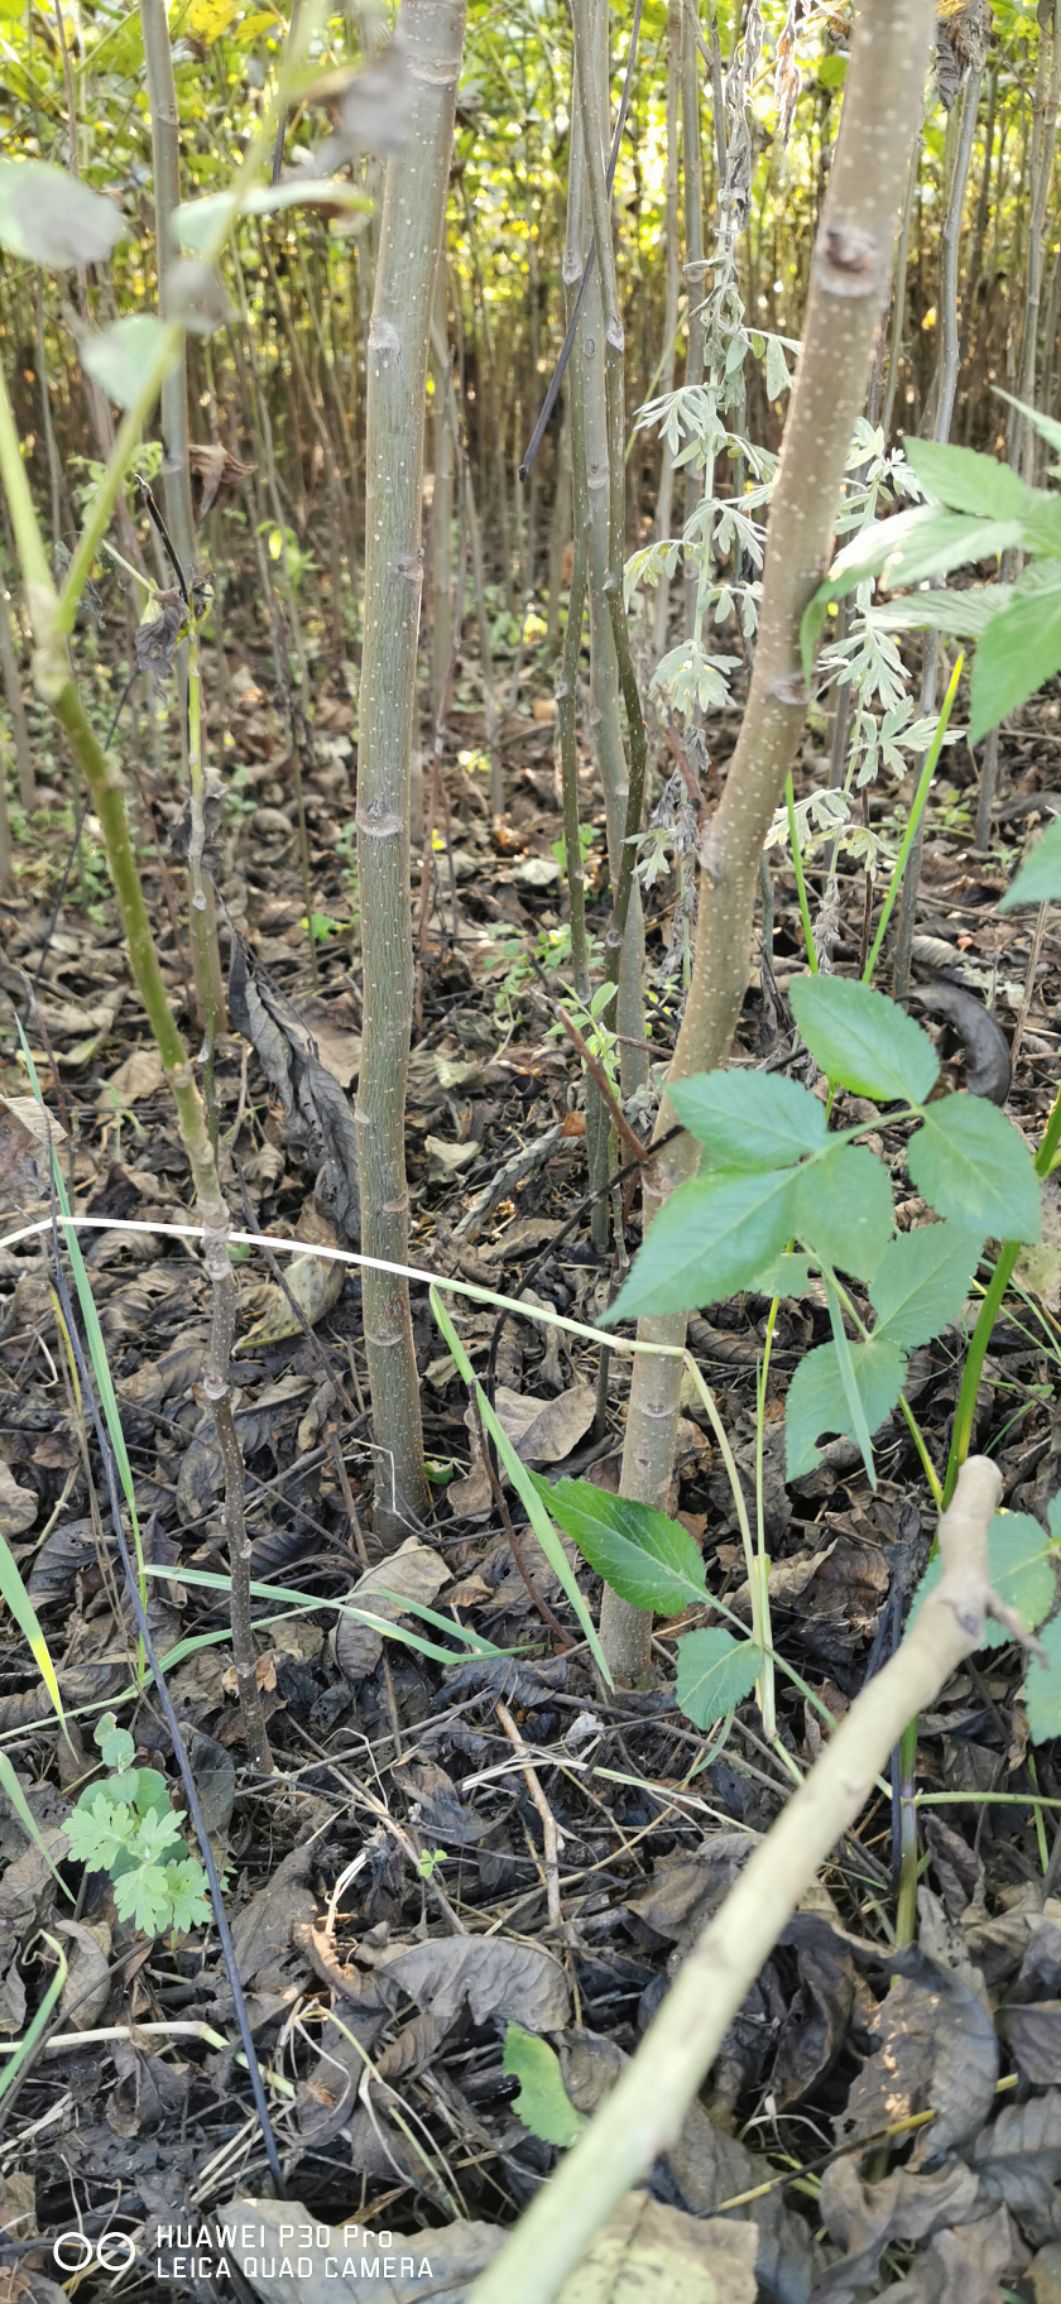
65,1715,210,1938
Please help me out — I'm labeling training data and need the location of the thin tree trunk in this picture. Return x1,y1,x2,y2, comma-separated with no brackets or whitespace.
32,276,66,548
975,0,1060,850
893,45,983,991
355,0,466,1545
569,0,649,1107
0,573,34,811
652,0,683,659
140,0,196,581
881,142,918,439
680,0,707,643
605,0,937,1685
544,397,572,660
430,264,456,730
1012,0,1060,475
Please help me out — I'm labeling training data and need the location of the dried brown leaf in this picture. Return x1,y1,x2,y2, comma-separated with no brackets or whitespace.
229,931,359,1243
491,1382,596,1466
0,1461,36,1538
230,1845,316,1985
815,2160,981,2304
334,1539,450,1682
374,1935,569,2033
0,1097,67,1208
224,2196,502,2302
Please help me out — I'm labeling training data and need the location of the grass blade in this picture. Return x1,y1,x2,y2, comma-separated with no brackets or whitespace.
431,1286,613,1687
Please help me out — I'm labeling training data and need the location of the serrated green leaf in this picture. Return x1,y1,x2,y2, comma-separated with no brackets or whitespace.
785,1336,907,1479
994,391,1061,463
881,511,1021,590
869,1222,983,1347
999,816,1061,912
502,2024,586,2147
977,1513,1055,1652
870,587,1010,641
903,437,1038,523
789,975,938,1103
969,584,1061,745
794,1144,893,1282
0,160,124,268
907,1095,1040,1243
913,1514,1056,1656
114,1862,172,1936
65,1792,131,1873
161,1859,211,1934
82,314,172,409
676,1628,762,1730
533,1476,705,1616
670,1069,826,1169
607,1167,797,1321
1026,1613,1061,1745
998,815,1058,912
1047,1494,1061,1540
754,1252,815,1297
825,502,1019,601
132,1805,183,1864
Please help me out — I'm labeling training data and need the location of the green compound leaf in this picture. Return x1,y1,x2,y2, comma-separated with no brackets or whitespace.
969,583,1061,746
113,1863,172,1936
670,1069,827,1169
876,511,1022,590
533,1476,705,1618
789,975,938,1104
64,1793,131,1874
1026,1614,1061,1746
913,1513,1057,1655
785,1335,907,1480
754,1252,815,1297
607,1167,796,1321
907,1095,1041,1243
161,1859,211,1934
903,437,1040,522
793,1143,894,1283
999,815,1061,913
502,2024,586,2148
676,1628,762,1731
869,1222,983,1348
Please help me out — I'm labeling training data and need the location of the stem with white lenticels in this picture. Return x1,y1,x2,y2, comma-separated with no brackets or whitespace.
354,0,467,1544
604,0,937,1687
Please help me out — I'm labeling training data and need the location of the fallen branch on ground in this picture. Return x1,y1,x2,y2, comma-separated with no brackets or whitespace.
468,1456,1029,2304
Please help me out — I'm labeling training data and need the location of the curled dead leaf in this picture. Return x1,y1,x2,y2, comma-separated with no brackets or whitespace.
0,1461,37,1538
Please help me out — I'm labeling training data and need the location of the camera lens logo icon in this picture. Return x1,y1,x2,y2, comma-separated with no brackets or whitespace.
53,2232,137,2273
